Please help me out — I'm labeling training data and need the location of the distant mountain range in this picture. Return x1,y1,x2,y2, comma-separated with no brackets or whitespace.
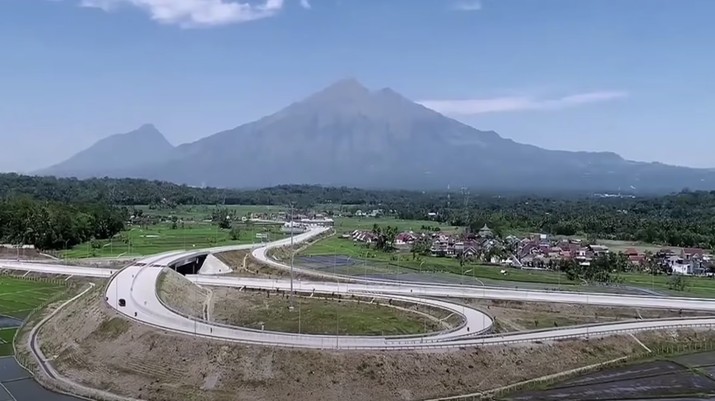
36,79,715,192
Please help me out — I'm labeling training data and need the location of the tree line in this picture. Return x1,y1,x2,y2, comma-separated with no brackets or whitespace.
0,197,127,250
6,173,715,249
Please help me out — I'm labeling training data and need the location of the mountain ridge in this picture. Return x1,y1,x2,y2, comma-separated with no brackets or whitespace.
36,123,175,178
35,80,715,192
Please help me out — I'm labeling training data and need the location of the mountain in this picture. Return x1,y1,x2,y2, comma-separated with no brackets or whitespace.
37,80,715,192
37,124,175,179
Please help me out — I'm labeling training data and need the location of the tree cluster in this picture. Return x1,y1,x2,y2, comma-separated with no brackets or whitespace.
371,224,398,252
0,197,127,250
559,253,629,284
7,172,715,249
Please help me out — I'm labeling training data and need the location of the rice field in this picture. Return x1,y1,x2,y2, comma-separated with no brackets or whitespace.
0,275,69,356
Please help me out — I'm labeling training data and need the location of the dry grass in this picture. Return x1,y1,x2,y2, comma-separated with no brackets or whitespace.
465,299,714,332
32,288,653,401
156,268,209,319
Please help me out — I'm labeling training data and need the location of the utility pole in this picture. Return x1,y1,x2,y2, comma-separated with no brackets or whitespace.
289,202,295,310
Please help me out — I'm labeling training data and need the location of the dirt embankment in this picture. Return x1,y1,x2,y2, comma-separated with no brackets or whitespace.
31,287,651,401
467,299,714,332
215,250,292,278
156,268,210,319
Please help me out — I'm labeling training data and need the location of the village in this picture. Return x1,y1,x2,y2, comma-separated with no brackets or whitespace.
243,208,715,278
343,224,715,277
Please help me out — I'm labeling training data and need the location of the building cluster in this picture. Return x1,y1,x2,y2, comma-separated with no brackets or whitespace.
344,226,715,276
248,212,335,228
345,224,517,263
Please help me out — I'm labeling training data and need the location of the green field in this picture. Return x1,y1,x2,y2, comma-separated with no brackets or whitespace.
302,236,715,297
333,216,459,233
211,290,443,336
0,276,69,356
61,221,289,259
132,204,286,220
302,236,569,285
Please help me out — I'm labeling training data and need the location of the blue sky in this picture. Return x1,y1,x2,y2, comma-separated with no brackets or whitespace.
1,0,713,172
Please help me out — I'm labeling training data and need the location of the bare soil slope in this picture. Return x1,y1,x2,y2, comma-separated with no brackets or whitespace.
156,267,209,319
34,288,649,401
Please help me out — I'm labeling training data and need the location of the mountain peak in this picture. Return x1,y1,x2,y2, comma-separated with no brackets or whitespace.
136,123,159,132
36,124,175,178
304,78,370,104
326,78,369,93
130,123,165,138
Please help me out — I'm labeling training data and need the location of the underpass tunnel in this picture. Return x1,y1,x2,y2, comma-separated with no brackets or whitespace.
169,254,208,275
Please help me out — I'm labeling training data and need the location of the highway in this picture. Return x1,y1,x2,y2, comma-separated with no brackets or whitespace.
104,228,494,348
5,227,715,349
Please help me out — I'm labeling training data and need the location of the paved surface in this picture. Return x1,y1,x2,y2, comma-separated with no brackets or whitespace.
6,227,715,349
0,261,114,278
105,228,493,348
0,357,80,401
103,226,715,349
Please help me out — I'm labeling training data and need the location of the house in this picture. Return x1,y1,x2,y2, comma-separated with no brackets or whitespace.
658,248,676,257
478,224,494,238
682,248,705,260
352,230,377,244
628,254,646,268
395,232,416,246
624,248,640,257
462,246,479,258
589,245,610,256
667,256,693,275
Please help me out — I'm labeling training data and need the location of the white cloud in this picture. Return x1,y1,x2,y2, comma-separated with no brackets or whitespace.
452,0,482,11
78,0,299,27
300,0,310,9
419,91,628,115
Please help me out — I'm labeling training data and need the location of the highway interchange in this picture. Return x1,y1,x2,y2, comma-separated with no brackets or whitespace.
5,226,715,350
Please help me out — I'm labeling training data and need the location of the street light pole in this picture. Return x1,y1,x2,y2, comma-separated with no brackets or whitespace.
289,202,295,310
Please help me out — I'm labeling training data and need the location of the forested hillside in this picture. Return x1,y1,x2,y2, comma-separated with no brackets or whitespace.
0,174,392,206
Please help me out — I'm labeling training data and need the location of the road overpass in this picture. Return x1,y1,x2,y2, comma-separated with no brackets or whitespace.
4,227,715,350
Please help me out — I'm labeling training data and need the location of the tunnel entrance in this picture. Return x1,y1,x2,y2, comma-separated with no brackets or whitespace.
168,254,208,275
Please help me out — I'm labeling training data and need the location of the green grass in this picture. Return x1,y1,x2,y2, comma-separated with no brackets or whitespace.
214,292,442,336
61,221,289,259
333,216,460,234
302,236,715,297
133,204,286,220
0,275,69,356
302,236,570,285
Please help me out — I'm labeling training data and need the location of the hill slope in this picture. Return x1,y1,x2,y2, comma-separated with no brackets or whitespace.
37,124,175,178
37,80,715,192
